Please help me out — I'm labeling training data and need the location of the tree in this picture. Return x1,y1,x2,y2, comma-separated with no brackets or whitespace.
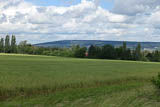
11,35,17,53
122,42,127,51
100,45,117,59
88,45,96,58
0,38,4,53
136,43,141,55
116,46,123,59
125,49,132,60
122,42,127,59
88,45,101,58
146,52,153,61
122,42,132,60
74,45,87,58
132,43,142,60
115,42,132,60
152,50,160,62
5,35,10,53
18,40,28,54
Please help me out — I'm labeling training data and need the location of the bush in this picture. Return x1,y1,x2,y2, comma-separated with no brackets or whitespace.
152,73,160,88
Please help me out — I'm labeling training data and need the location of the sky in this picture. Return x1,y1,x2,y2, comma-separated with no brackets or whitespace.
0,0,160,43
26,0,114,10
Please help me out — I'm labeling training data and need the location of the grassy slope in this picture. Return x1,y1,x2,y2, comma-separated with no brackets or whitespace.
0,54,160,106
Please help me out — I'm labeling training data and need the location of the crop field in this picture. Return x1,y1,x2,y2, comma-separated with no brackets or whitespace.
0,54,160,107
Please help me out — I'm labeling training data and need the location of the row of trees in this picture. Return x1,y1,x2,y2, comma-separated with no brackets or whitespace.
0,35,87,57
87,43,144,61
0,35,16,53
1,35,160,62
88,42,145,60
87,43,160,62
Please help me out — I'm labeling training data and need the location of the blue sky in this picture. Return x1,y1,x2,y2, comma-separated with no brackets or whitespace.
26,0,114,10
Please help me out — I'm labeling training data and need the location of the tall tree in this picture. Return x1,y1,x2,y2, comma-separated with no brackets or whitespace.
152,50,160,62
100,45,117,59
122,42,132,60
0,38,4,53
88,45,101,58
88,45,96,58
136,43,141,55
122,42,127,51
11,35,17,53
18,40,28,54
121,42,127,60
136,43,142,60
74,45,87,58
5,35,10,53
133,43,142,60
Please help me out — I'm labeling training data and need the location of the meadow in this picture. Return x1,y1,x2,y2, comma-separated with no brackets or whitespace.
0,54,160,106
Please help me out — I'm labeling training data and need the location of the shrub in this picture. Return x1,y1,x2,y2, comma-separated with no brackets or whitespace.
152,73,160,88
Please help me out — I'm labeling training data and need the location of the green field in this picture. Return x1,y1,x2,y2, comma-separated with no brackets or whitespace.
0,54,160,107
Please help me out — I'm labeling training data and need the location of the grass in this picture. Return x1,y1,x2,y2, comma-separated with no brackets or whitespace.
0,54,160,106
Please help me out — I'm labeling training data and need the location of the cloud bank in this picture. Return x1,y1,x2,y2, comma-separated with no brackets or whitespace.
0,0,160,43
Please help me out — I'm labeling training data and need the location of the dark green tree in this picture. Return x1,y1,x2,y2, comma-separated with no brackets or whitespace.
88,45,96,58
122,42,127,51
100,45,117,59
0,38,4,53
11,35,17,53
122,42,127,59
146,52,153,61
116,46,123,59
5,35,10,53
74,45,87,58
122,42,132,60
152,50,160,62
18,40,28,54
88,45,101,58
125,49,132,60
132,43,142,60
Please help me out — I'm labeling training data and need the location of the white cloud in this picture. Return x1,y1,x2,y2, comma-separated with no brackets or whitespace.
0,0,160,43
113,0,160,15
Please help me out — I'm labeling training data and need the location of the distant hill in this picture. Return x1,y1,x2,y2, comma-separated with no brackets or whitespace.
34,40,160,50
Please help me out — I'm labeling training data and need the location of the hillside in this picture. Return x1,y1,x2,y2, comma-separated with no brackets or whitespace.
34,40,160,50
0,54,160,106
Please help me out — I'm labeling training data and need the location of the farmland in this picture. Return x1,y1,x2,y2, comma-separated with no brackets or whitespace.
0,54,160,106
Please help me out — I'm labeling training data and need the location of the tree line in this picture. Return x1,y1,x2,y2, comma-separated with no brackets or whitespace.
88,43,143,61
87,43,160,62
1,35,160,62
0,35,87,57
0,35,16,53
